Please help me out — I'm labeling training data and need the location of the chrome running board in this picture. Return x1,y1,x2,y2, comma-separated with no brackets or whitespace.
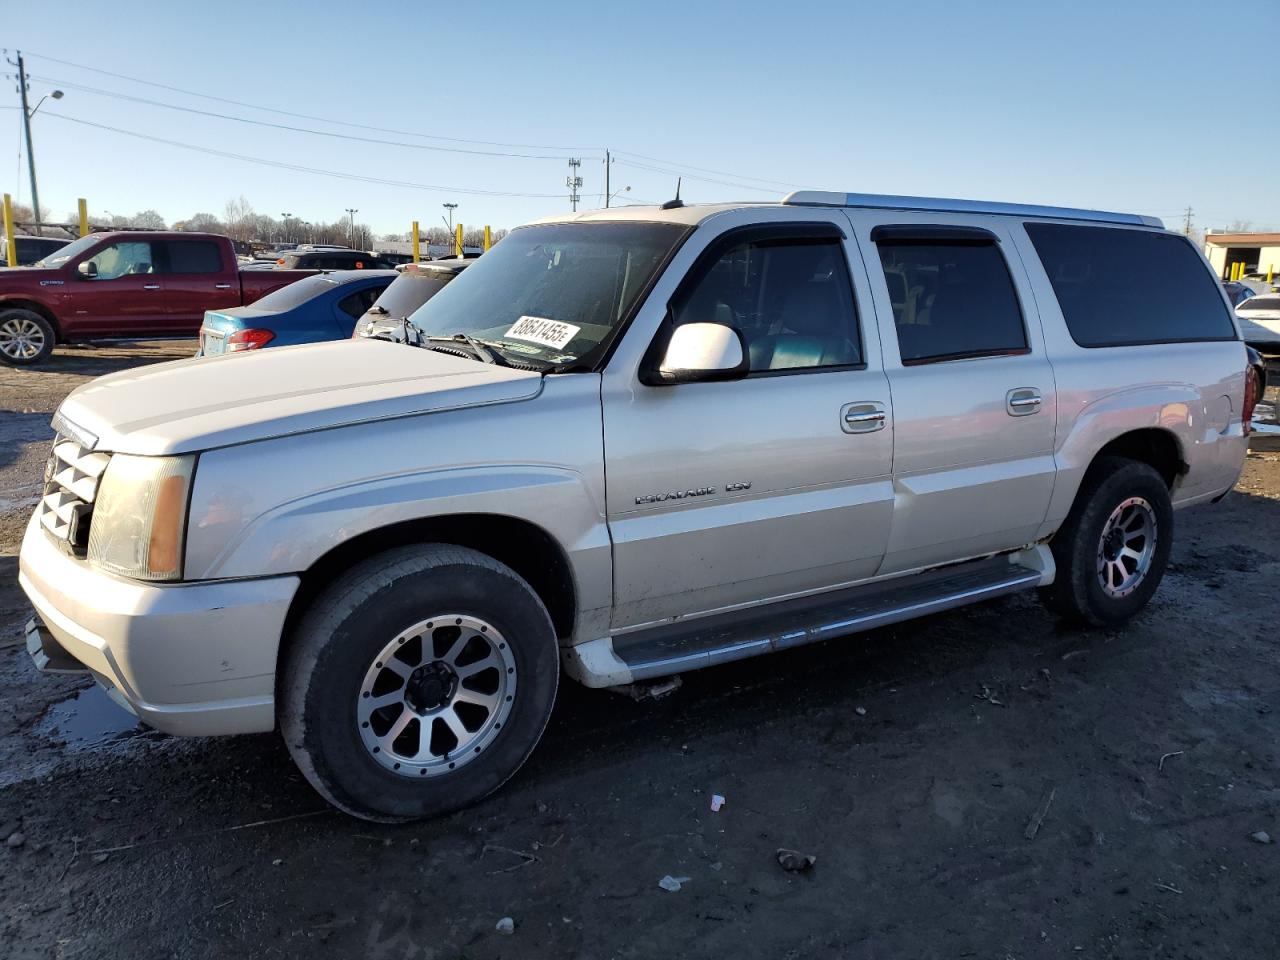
613,557,1042,683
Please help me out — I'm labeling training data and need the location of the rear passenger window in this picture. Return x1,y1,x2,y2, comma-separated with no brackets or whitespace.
673,235,861,373
1024,223,1237,347
164,241,223,274
876,238,1027,364
338,286,384,319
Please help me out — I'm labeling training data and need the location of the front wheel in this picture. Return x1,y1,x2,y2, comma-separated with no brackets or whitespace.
280,545,560,821
0,309,55,366
1041,456,1174,625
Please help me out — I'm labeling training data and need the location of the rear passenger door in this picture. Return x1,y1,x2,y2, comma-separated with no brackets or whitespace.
847,213,1057,574
160,239,237,332
604,214,895,629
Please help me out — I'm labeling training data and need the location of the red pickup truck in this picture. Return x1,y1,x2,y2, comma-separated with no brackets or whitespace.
0,231,312,366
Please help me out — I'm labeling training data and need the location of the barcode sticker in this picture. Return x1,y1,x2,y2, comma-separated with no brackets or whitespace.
503,315,580,349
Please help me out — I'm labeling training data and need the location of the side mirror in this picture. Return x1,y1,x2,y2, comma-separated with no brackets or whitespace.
76,261,98,279
656,322,748,384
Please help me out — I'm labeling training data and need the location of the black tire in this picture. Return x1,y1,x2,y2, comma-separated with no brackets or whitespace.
280,544,560,822
1041,456,1173,626
0,308,56,366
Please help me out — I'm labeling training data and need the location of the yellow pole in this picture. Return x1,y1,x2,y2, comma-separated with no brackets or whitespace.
2,194,15,268
1230,262,1238,281
483,225,492,252
77,198,89,237
411,220,421,263
454,223,463,258
1268,264,1274,285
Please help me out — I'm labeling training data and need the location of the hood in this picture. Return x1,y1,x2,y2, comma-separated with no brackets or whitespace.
58,339,543,456
0,266,63,284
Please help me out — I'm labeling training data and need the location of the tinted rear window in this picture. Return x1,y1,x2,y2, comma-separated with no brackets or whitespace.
369,270,456,318
251,274,339,311
165,240,223,274
1025,223,1236,347
1240,295,1280,311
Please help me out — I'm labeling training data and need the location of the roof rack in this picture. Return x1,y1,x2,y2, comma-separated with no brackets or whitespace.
781,191,1164,229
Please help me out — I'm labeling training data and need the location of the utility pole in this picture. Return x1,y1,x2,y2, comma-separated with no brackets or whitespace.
344,208,358,248
280,212,292,244
566,158,582,212
1183,206,1194,236
11,52,43,236
604,151,611,208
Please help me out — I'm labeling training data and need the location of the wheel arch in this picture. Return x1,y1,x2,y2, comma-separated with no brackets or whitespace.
0,299,61,340
279,512,578,658
1087,427,1186,488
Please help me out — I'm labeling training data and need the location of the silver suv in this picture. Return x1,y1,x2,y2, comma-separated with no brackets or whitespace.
20,192,1252,820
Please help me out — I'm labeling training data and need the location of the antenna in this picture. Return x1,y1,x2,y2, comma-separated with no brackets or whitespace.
660,177,684,210
566,158,583,211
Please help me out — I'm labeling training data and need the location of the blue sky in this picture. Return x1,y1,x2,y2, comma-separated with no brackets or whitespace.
4,0,1277,236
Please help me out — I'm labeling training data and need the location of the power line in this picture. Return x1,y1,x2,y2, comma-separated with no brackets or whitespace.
611,157,783,195
40,111,566,198
29,73,584,161
19,50,602,153
612,149,817,191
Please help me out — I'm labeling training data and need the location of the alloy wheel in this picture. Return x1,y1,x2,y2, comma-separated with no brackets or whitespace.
1096,496,1157,598
0,316,46,361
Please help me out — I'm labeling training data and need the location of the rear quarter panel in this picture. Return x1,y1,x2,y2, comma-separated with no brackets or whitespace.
1007,222,1248,531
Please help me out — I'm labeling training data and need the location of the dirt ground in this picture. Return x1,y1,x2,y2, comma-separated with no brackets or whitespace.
1,342,1278,960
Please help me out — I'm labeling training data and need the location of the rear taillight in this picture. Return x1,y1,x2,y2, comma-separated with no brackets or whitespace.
226,329,275,352
1243,366,1259,435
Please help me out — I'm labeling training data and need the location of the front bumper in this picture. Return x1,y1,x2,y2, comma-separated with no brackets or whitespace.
18,512,299,736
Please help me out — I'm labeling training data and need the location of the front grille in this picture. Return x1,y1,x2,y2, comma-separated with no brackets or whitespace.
38,435,111,555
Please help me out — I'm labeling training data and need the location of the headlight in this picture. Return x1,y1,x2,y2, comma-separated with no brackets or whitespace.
87,454,196,581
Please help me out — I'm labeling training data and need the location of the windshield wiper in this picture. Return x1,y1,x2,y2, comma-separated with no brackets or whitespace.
421,333,510,366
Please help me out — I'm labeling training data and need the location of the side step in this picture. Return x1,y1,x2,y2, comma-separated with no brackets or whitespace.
612,556,1042,683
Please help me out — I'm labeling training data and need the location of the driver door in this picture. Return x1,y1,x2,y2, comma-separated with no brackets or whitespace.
67,240,168,336
602,215,895,630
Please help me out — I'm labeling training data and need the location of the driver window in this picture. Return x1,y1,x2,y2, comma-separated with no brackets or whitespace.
672,236,861,372
86,242,155,280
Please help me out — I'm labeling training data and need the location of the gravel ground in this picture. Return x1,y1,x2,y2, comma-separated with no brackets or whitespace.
1,342,1278,959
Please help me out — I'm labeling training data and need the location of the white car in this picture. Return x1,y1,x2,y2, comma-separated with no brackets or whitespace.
19,191,1253,820
1237,294,1280,356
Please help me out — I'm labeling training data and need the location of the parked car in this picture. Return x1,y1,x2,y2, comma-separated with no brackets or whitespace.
1223,280,1257,307
352,260,471,341
1,235,70,267
197,270,396,356
0,232,313,365
1236,294,1280,359
276,249,397,271
20,192,1252,821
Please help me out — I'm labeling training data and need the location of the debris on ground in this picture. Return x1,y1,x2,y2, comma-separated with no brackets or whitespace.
658,875,690,892
495,917,514,935
776,848,816,872
854,706,867,716
975,684,1005,707
6,831,25,848
612,676,683,702
1250,831,1272,845
1024,786,1057,840
91,852,109,865
272,858,283,866
710,794,725,812
1158,750,1184,773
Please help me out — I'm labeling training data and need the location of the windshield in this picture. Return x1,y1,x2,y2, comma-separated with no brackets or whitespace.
1240,295,1280,312
35,233,101,267
405,222,688,367
251,274,339,310
368,267,458,319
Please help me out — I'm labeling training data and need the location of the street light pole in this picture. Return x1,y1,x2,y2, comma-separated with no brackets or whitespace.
12,52,62,237
281,212,292,244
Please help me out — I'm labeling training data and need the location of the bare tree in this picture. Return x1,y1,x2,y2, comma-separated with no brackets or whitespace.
223,195,257,242
182,212,225,233
132,209,168,230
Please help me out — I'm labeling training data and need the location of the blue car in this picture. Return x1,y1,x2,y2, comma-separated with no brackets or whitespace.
197,270,396,356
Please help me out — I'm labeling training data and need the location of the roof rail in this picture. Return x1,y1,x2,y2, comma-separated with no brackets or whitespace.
781,191,1164,229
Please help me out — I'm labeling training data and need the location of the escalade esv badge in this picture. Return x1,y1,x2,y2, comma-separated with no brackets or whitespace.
635,481,751,505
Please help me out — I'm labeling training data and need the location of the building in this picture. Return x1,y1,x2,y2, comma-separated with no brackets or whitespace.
1202,231,1280,280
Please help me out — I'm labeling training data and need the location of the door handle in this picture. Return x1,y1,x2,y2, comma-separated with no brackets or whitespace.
1006,388,1042,416
841,401,887,434
142,283,161,290
214,283,232,289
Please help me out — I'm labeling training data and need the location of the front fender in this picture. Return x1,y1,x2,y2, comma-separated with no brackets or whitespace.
183,378,611,633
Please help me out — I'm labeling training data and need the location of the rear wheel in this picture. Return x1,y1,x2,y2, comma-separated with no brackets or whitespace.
1041,456,1173,625
0,309,55,366
280,544,560,822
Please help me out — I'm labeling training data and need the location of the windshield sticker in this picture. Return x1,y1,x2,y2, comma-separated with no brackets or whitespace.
504,315,580,349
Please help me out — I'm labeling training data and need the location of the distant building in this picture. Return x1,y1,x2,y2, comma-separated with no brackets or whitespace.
374,240,483,259
1203,232,1280,280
